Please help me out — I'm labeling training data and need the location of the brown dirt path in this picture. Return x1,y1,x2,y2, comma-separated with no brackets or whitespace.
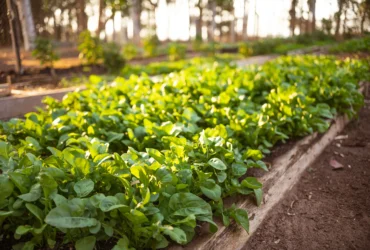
245,99,370,250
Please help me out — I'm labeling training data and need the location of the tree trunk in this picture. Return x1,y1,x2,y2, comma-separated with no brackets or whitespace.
230,8,236,43
130,0,141,44
242,0,248,40
310,0,316,32
210,1,216,41
335,0,344,37
195,4,203,39
342,8,347,35
6,0,22,73
289,0,298,36
360,12,366,34
97,0,105,37
16,0,36,51
76,0,88,33
122,17,128,43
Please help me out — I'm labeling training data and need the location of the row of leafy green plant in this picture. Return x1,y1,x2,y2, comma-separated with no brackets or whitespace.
1,56,369,250
329,36,370,53
59,56,240,88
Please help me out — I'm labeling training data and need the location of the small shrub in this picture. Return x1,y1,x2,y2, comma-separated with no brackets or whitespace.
78,31,103,64
168,43,187,61
122,43,138,60
238,43,253,57
329,36,370,53
200,41,219,56
143,35,159,57
103,42,126,74
192,36,203,52
32,37,59,68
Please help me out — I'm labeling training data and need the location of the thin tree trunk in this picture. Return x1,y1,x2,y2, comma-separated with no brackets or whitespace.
360,12,366,34
335,0,344,37
112,12,116,42
122,17,128,43
289,0,298,36
242,0,248,40
342,8,347,35
310,0,316,32
77,0,88,33
210,1,216,41
195,4,203,39
6,0,22,73
16,0,36,51
130,0,141,44
97,0,105,37
230,8,236,43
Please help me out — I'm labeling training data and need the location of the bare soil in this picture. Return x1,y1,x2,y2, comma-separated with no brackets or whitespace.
245,98,370,250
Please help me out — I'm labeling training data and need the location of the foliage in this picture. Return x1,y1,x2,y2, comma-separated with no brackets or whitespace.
274,43,307,54
167,43,187,61
238,43,253,58
121,56,238,77
78,31,103,65
200,42,220,56
102,42,126,74
143,35,159,57
122,43,139,60
192,36,203,52
31,37,59,67
329,36,370,53
0,56,368,249
321,18,333,35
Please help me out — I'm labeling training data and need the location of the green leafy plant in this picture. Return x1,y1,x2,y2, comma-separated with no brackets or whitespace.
143,35,159,57
102,42,126,74
329,36,370,53
122,43,139,60
238,43,253,57
168,43,187,61
78,31,103,65
200,41,220,56
192,36,203,52
32,37,59,75
0,55,368,249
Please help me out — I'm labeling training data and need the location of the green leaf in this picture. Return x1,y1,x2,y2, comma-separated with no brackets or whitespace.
216,171,227,183
254,188,263,206
163,226,187,245
231,163,248,177
0,175,14,201
9,172,31,194
103,224,114,237
45,206,97,228
75,236,96,250
74,179,94,198
99,196,128,212
244,149,263,161
15,225,33,236
112,236,130,250
26,203,44,222
146,148,166,164
169,193,212,217
0,140,11,159
233,208,249,232
256,160,268,171
200,180,221,201
241,177,262,189
18,183,41,202
208,158,227,170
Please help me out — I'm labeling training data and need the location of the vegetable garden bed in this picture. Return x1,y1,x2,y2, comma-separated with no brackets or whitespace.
0,55,274,120
175,82,368,250
0,56,369,250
